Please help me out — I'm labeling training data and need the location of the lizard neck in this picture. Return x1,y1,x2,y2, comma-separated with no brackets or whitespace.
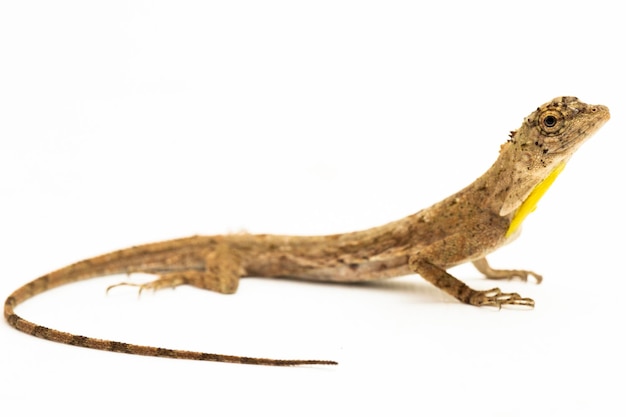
468,141,568,235
505,161,566,237
464,149,519,215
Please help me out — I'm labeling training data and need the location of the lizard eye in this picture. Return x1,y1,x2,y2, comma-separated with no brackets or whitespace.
537,110,564,136
543,115,557,127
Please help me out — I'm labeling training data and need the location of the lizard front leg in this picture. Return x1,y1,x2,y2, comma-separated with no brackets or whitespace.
408,235,534,307
472,258,543,284
109,244,243,295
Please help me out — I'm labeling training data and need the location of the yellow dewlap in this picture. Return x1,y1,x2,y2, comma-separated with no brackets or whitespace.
506,161,566,237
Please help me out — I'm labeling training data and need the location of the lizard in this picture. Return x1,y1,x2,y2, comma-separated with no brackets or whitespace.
4,96,610,366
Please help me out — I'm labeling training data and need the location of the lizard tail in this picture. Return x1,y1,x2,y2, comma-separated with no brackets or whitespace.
4,254,337,366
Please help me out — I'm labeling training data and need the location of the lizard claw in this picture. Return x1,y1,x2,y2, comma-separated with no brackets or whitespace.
469,287,535,308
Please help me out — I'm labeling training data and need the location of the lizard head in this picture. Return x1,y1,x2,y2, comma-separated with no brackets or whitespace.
514,96,610,155
499,96,610,219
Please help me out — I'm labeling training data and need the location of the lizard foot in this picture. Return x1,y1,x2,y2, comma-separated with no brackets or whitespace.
472,259,543,284
468,287,535,308
107,275,187,295
486,269,543,284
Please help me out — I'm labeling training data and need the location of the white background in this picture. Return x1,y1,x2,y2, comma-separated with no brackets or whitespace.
1,2,624,416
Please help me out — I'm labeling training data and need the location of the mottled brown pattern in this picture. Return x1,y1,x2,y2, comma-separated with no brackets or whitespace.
4,97,609,365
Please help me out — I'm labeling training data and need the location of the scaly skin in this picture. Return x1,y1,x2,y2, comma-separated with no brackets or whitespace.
4,96,610,365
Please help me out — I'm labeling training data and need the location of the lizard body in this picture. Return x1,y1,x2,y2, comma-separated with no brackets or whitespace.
4,96,609,365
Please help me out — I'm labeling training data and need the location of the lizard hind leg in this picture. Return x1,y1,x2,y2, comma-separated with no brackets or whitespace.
109,244,243,295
